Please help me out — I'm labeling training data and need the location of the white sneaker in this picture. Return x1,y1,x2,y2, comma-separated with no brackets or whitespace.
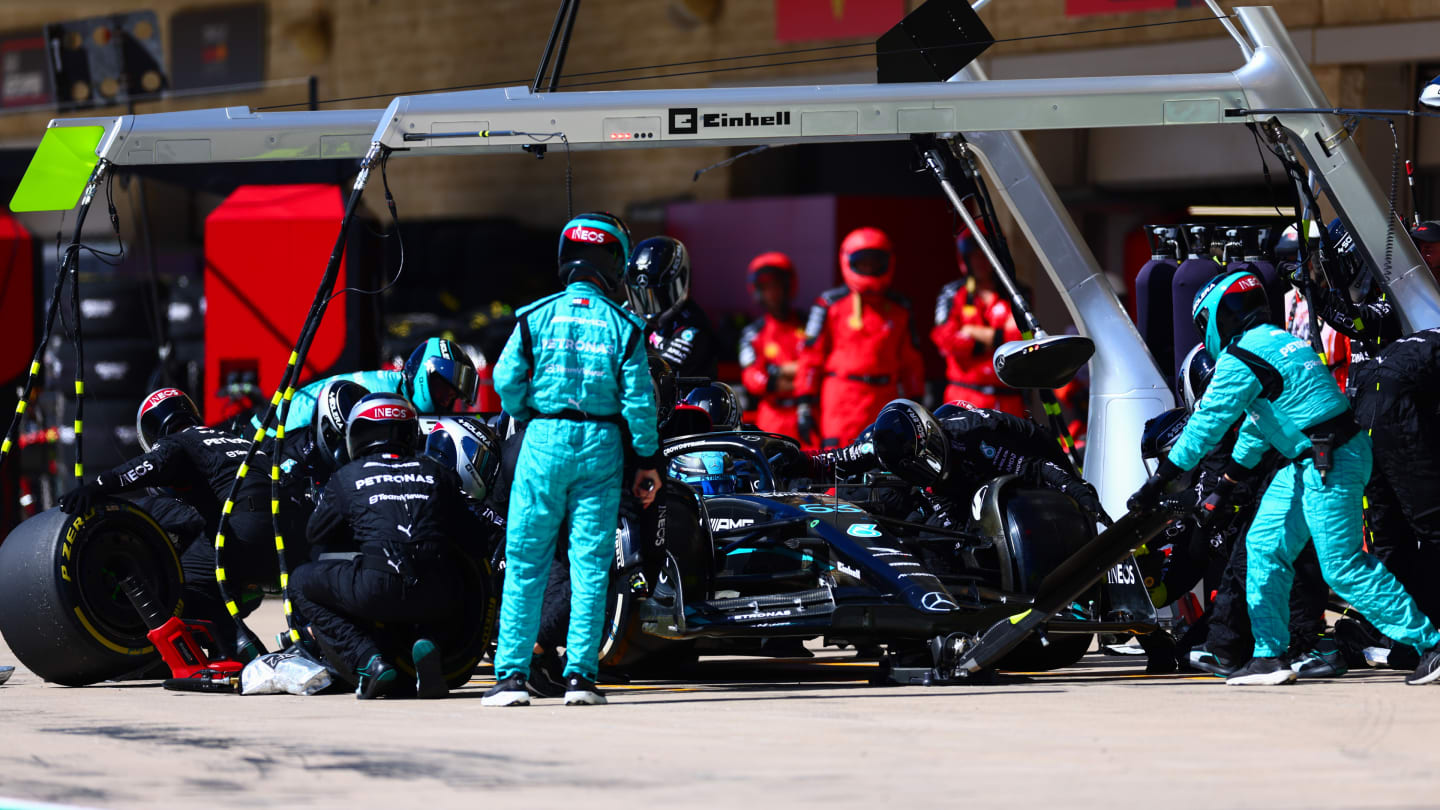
481,674,531,706
564,675,607,706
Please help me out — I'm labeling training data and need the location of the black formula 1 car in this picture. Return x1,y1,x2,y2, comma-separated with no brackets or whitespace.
600,430,1166,682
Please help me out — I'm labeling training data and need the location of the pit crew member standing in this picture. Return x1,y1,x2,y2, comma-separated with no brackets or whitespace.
484,212,662,707
738,252,807,440
58,388,303,659
797,227,925,448
624,236,718,380
932,229,1024,415
289,393,470,700
1129,271,1440,686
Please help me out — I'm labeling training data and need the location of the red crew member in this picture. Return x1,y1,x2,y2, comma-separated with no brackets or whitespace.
931,228,1024,415
739,252,808,441
796,227,925,448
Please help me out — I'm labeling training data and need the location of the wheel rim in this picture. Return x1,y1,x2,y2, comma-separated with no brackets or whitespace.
71,516,178,644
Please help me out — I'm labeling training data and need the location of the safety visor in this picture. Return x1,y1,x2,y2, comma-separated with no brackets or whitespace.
462,435,500,488
625,285,669,321
847,248,891,277
426,357,479,409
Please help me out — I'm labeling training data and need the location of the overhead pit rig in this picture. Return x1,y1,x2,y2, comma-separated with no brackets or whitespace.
11,3,1439,517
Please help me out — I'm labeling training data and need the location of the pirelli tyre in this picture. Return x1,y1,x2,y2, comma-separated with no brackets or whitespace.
0,500,183,686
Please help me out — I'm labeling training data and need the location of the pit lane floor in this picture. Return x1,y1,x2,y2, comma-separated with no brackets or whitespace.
0,601,1435,810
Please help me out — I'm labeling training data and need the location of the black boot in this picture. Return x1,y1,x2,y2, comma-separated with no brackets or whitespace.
412,639,447,699
356,654,397,700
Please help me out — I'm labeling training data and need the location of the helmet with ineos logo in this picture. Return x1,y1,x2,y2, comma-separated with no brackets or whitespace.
840,227,895,294
424,416,501,501
870,399,949,488
558,212,632,293
1192,271,1270,357
346,393,420,459
137,388,202,452
625,236,690,325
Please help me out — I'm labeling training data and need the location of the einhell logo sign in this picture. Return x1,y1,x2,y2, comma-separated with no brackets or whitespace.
668,108,793,135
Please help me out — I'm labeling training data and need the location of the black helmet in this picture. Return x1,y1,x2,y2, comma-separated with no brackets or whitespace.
625,236,691,325
1324,217,1373,293
682,382,741,431
137,388,201,452
932,400,979,420
647,348,677,427
311,378,369,474
1140,407,1190,460
424,416,501,501
1178,344,1215,411
1192,271,1270,357
402,337,479,413
345,393,419,459
558,212,632,294
870,399,949,488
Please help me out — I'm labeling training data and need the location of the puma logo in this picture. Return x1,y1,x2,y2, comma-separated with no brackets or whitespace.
397,523,413,538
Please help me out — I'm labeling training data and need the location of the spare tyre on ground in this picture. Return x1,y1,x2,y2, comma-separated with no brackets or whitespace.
0,499,182,686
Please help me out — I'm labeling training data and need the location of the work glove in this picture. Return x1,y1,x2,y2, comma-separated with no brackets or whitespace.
830,440,877,477
796,400,818,446
1127,458,1181,513
1198,474,1238,529
59,477,109,516
1278,260,1304,290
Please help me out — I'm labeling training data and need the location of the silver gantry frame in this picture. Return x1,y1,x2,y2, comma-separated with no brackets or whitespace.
33,6,1439,514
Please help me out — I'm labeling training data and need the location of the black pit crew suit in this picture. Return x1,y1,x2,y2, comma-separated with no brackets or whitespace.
78,426,304,652
289,453,473,672
1352,327,1440,623
648,300,719,380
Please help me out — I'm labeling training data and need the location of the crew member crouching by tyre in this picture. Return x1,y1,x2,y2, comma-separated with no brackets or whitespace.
58,388,305,661
289,393,472,700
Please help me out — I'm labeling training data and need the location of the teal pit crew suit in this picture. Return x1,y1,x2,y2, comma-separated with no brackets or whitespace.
1166,272,1440,660
492,280,661,682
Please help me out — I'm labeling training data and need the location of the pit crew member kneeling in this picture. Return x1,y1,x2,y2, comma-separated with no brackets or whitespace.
289,393,472,700
1129,271,1440,686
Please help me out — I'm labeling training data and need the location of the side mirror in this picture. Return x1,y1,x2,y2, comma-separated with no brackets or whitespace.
993,334,1095,390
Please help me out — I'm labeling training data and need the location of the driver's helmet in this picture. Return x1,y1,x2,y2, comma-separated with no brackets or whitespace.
932,400,979,420
648,348,677,427
1178,344,1215,411
311,379,369,476
424,416,501,501
870,399,949,488
682,382,741,431
670,450,739,495
402,337,479,413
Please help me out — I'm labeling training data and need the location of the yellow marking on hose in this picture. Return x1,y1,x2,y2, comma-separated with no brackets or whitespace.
283,600,293,616
216,568,227,583
216,533,226,548
288,629,301,642
238,463,249,479
1009,608,1033,624
74,381,84,396
15,400,25,415
1363,495,1370,509
73,420,82,435
30,361,39,376
271,499,280,514
253,427,267,442
289,351,298,365
284,387,294,401
1021,331,1035,340
275,424,285,440
223,500,233,514
73,463,82,477
280,572,289,589
225,600,240,616
270,465,280,480
1044,401,1060,416
1319,351,1329,365
1,439,11,455
275,535,285,552
1354,317,1365,331
270,392,282,407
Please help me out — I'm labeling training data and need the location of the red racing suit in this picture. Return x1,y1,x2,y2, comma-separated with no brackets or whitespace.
798,287,925,448
931,279,1024,414
739,311,807,440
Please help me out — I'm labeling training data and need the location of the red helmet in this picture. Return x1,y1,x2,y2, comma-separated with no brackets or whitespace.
746,251,796,298
955,224,992,278
840,227,894,294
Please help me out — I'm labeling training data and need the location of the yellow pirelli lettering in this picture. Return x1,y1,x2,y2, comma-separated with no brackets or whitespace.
225,600,240,616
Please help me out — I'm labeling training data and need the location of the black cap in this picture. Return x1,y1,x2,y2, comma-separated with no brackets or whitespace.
1412,221,1440,244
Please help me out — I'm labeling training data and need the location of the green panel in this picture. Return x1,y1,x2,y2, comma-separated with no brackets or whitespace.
9,126,104,213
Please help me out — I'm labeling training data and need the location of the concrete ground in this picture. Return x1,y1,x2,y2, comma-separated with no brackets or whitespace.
0,601,1436,810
